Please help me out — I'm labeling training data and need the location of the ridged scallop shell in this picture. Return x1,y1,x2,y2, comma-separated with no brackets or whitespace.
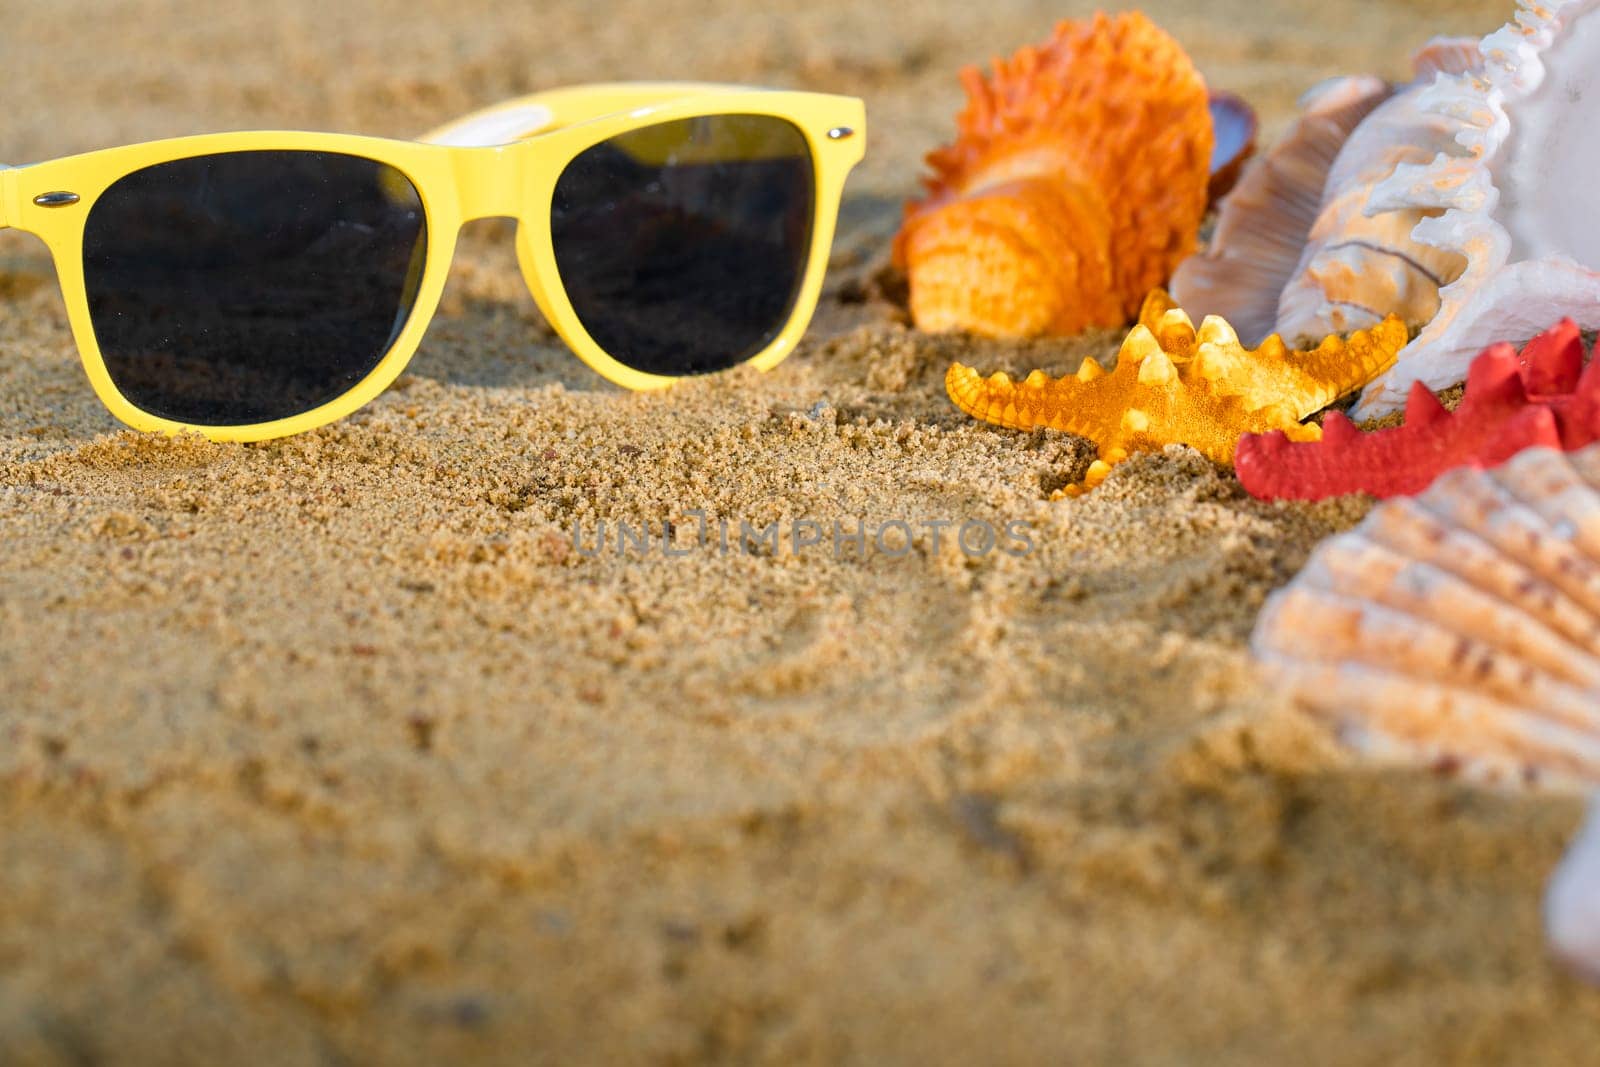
1354,0,1600,417
893,12,1214,339
1172,38,1481,349
1251,444,1600,792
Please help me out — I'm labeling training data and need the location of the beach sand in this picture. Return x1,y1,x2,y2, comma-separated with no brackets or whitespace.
3,0,1598,1062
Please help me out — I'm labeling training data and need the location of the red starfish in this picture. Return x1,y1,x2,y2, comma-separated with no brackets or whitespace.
1235,320,1600,500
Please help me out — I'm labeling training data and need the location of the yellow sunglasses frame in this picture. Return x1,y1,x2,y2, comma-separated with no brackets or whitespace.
0,83,867,442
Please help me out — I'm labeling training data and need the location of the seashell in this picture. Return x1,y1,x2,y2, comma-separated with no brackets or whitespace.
1172,38,1481,349
1236,319,1600,500
1250,443,1600,793
893,12,1214,339
1354,0,1600,417
945,290,1405,496
1207,90,1259,205
1547,797,1600,984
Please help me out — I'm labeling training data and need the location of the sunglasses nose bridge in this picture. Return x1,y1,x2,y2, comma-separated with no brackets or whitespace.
450,144,526,222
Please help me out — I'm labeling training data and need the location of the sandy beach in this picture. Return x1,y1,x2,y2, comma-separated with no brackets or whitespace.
3,0,1599,1062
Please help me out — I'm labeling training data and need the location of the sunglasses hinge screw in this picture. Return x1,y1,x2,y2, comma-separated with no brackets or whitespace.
826,127,855,141
34,191,81,208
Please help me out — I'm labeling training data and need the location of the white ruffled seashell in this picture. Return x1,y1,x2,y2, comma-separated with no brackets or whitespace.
1355,0,1600,416
1172,39,1479,349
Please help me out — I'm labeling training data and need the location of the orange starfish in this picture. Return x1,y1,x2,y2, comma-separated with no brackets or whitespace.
946,292,1408,495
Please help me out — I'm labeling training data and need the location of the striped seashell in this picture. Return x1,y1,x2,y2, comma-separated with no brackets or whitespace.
1251,444,1600,792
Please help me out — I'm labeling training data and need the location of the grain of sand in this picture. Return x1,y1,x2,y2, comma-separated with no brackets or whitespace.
3,0,1598,1063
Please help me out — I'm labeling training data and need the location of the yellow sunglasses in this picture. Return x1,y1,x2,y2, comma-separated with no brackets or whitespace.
0,83,866,441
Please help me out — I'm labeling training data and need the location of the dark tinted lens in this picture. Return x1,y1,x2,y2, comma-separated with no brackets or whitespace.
550,115,815,377
84,150,427,425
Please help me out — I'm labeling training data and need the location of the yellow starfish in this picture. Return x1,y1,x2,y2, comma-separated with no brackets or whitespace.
946,291,1407,496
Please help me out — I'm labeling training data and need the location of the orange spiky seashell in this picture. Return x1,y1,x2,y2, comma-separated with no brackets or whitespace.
894,12,1215,339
